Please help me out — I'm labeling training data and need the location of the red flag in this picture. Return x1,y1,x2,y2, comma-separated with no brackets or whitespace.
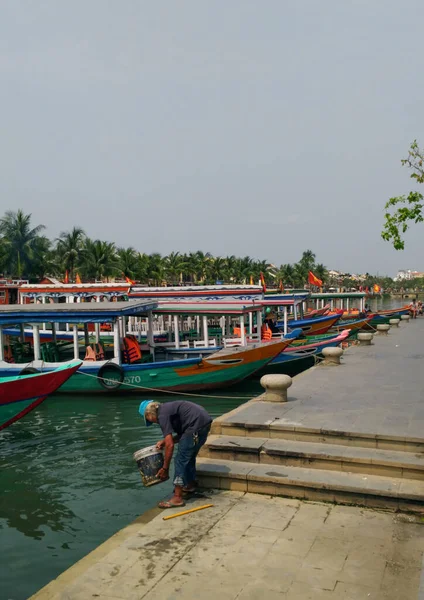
308,271,322,287
64,270,69,284
75,273,82,284
125,275,135,285
260,272,266,293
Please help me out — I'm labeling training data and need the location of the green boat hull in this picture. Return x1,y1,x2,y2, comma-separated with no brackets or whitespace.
57,356,273,394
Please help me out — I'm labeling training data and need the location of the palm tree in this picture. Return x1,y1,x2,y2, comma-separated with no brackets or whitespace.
147,253,165,286
314,263,328,285
299,249,316,272
278,264,296,288
206,257,227,282
164,252,185,284
234,256,254,284
29,236,54,280
81,239,119,281
293,262,308,287
224,255,237,282
134,253,150,283
56,226,86,281
117,247,138,281
0,210,45,277
194,251,212,283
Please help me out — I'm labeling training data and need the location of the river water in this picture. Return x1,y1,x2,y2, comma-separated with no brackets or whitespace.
0,380,267,600
0,297,407,600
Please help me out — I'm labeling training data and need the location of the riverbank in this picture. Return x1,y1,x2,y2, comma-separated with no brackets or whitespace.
30,317,424,599
31,490,424,600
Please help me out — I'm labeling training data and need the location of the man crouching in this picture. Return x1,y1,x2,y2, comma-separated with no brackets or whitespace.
139,400,212,509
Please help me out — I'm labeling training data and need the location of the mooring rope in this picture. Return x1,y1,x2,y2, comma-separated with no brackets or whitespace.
75,370,259,401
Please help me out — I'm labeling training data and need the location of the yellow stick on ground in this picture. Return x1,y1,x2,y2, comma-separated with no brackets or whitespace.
162,504,214,521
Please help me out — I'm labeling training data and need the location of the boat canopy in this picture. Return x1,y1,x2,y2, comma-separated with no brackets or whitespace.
0,300,157,325
261,293,309,307
310,292,367,300
129,284,264,302
155,301,263,316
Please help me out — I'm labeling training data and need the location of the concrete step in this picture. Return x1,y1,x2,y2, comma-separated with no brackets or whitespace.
200,435,424,480
196,457,424,513
214,417,424,453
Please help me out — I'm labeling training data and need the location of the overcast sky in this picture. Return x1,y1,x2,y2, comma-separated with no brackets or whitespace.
1,1,423,276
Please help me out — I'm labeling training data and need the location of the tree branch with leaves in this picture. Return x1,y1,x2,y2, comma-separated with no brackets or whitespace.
381,140,424,250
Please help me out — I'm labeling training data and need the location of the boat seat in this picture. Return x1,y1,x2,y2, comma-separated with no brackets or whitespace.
193,339,217,348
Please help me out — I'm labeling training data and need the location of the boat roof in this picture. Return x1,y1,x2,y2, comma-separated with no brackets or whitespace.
0,300,157,325
261,293,309,307
155,301,262,316
20,283,130,296
130,284,263,292
129,284,263,301
310,292,366,299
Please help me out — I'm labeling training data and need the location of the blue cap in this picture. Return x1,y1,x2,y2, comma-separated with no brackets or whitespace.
139,400,154,427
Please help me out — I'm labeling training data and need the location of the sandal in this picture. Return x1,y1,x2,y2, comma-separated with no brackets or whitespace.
158,500,186,509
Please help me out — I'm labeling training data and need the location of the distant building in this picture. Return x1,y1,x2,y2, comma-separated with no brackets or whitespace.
394,269,424,281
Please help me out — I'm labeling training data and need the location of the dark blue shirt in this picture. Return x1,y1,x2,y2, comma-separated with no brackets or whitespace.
158,401,212,439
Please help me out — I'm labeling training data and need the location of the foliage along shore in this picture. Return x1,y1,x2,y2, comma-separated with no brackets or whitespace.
0,209,417,291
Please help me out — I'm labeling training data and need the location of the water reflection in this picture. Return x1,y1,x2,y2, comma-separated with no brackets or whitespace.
0,390,253,600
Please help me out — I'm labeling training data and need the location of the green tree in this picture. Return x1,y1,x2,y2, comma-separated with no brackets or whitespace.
277,263,296,288
382,140,424,250
206,256,227,282
0,210,46,277
29,236,54,280
293,262,308,287
299,249,316,272
314,263,328,284
164,252,185,284
117,247,138,281
81,239,119,281
56,226,86,280
147,253,165,286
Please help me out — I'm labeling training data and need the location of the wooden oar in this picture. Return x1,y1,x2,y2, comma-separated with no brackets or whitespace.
162,504,214,521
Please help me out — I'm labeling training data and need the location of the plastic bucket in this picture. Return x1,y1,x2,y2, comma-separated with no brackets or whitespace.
133,445,164,487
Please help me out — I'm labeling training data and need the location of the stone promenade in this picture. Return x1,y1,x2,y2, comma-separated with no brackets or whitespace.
31,490,424,600
31,318,424,600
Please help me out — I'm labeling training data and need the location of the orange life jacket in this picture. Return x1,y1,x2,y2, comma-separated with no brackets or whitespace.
122,335,142,364
84,346,96,361
84,343,105,361
261,324,272,341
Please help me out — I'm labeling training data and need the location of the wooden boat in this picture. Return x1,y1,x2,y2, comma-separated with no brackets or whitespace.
0,301,293,394
277,313,342,336
330,315,372,333
290,330,354,345
0,338,293,394
303,304,331,318
258,330,350,377
0,360,82,430
371,307,410,317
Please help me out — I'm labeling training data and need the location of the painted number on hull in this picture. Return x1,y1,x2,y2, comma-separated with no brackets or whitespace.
124,375,142,384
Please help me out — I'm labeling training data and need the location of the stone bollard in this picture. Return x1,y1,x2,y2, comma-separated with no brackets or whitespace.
357,332,374,346
259,374,292,402
321,346,343,365
376,324,390,335
401,314,410,323
389,318,400,327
